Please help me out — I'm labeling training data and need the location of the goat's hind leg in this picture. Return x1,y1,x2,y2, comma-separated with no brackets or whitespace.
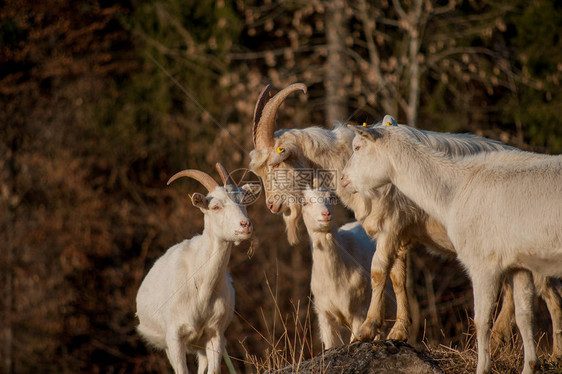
205,334,225,374
165,328,189,374
512,269,538,374
490,279,515,354
534,274,562,360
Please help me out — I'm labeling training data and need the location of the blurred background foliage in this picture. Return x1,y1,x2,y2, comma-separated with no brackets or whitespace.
1,0,561,372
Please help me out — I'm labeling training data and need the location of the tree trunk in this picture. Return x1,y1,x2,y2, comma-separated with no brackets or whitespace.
325,0,348,125
407,31,420,127
3,213,14,374
406,0,423,127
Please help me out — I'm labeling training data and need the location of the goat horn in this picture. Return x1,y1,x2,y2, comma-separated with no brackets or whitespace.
253,83,307,149
167,169,219,192
215,162,235,186
253,84,272,140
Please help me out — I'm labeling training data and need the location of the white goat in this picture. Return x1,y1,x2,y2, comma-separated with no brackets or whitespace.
136,163,260,374
283,187,394,348
248,84,562,355
341,125,562,374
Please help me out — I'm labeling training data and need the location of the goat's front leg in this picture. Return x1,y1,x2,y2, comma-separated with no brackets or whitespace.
512,269,538,374
470,266,501,374
387,246,410,341
317,312,342,350
358,232,397,341
350,315,365,344
205,334,225,374
196,351,207,374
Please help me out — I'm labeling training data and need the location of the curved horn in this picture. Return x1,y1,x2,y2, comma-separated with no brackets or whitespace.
167,169,219,192
215,162,235,186
253,83,307,150
253,84,272,136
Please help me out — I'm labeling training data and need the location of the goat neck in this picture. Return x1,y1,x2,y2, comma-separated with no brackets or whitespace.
192,226,233,301
375,129,470,226
285,126,373,221
307,227,341,260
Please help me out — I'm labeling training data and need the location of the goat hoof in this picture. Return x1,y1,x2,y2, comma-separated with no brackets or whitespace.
357,323,377,341
386,326,408,341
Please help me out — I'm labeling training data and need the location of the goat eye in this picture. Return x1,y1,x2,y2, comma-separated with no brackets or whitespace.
211,205,221,211
354,146,360,151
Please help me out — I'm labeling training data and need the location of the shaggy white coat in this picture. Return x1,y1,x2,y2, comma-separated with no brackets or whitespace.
284,188,395,348
136,185,254,374
250,121,561,350
341,126,562,374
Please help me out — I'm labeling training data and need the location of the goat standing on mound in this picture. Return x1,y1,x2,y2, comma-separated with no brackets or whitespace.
248,84,562,356
341,125,562,374
136,163,260,374
284,188,394,348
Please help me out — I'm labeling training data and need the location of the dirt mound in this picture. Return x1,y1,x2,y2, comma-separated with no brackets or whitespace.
273,340,443,374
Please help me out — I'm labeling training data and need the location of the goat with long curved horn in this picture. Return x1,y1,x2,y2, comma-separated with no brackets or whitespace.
215,162,235,186
252,83,307,149
139,164,256,374
167,169,219,192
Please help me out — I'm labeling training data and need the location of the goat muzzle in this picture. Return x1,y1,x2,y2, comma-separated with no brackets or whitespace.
238,220,252,235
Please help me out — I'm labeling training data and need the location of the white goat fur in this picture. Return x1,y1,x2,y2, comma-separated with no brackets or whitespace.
341,126,562,374
136,180,256,374
283,188,394,348
250,120,562,353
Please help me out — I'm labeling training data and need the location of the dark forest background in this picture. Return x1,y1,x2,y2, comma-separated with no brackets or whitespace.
1,0,561,373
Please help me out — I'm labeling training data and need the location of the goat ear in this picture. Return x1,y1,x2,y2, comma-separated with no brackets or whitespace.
190,192,209,210
268,147,291,166
366,128,382,141
348,125,381,142
382,114,398,127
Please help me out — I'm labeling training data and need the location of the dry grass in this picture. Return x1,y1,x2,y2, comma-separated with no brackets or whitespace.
236,286,562,374
424,330,562,374
428,344,561,373
239,272,318,372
